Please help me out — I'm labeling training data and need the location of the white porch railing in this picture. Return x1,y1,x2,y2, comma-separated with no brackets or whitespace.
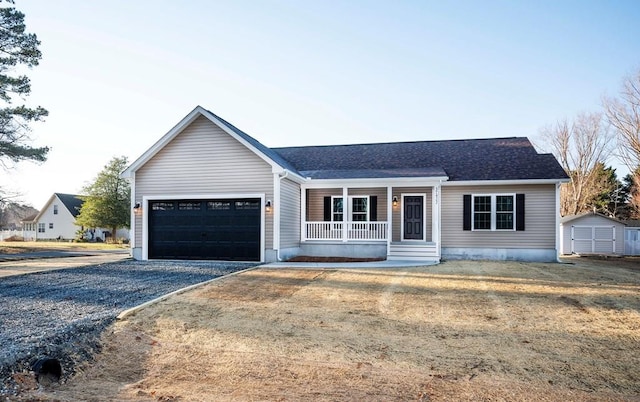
304,221,389,241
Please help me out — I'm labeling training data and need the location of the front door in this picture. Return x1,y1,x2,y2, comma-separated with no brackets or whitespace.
403,196,424,240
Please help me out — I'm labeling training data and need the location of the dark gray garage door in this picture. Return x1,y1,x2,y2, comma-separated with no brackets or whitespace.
149,198,261,261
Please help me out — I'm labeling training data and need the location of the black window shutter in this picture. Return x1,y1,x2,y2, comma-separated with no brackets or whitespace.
323,196,331,221
463,194,472,231
369,196,377,221
516,194,525,231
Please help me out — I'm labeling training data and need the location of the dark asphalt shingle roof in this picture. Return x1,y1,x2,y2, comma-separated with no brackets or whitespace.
203,108,300,173
273,137,568,181
55,193,84,218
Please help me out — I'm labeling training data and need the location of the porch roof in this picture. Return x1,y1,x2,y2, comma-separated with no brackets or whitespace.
300,167,447,179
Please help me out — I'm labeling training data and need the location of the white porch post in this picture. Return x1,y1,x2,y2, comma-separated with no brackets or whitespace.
387,186,393,251
342,186,348,242
300,187,307,241
432,185,440,256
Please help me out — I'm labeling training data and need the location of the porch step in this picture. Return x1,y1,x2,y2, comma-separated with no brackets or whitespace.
388,243,439,262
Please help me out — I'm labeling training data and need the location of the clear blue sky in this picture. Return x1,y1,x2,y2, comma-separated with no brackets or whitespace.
3,0,640,208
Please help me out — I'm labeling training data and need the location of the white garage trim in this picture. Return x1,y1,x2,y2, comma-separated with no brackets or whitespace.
571,225,615,254
141,193,266,262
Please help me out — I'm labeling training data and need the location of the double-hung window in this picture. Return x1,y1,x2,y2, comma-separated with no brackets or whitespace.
330,196,369,222
472,194,515,231
38,223,45,233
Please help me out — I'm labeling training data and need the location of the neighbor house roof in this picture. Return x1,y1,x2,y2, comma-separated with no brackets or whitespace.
273,137,569,181
27,193,84,223
56,193,84,218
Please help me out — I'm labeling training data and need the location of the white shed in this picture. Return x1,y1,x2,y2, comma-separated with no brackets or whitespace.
560,212,626,256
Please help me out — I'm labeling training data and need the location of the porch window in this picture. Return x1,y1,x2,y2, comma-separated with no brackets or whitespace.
331,196,343,221
330,196,369,221
351,197,368,221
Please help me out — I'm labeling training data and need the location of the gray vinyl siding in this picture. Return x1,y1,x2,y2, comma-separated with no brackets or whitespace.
560,215,624,255
391,187,432,242
305,188,388,222
441,184,556,249
280,178,300,248
134,115,274,248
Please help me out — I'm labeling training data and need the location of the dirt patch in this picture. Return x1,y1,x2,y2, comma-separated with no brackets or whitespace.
17,259,640,401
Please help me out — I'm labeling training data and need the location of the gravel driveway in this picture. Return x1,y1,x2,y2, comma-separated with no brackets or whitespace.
0,259,255,396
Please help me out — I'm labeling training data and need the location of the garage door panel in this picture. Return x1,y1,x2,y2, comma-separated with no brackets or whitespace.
149,198,261,261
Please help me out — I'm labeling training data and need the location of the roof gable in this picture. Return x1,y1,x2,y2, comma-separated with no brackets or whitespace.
121,106,301,178
30,193,84,222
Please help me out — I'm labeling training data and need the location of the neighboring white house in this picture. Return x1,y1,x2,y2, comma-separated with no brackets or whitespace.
560,212,626,256
122,106,570,263
21,193,129,241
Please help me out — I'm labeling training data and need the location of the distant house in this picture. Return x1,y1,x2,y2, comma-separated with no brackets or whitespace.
122,106,569,263
21,193,129,241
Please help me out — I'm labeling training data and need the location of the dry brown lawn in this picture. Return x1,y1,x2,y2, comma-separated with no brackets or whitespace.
0,241,127,255
19,258,640,401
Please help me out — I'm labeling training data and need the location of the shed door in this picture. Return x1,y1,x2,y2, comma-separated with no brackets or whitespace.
571,225,615,254
148,198,261,261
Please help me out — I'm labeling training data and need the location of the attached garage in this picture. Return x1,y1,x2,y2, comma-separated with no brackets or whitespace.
147,198,262,261
560,212,625,256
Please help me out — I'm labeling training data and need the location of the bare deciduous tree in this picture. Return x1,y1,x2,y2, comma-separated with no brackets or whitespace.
604,68,640,171
539,112,613,216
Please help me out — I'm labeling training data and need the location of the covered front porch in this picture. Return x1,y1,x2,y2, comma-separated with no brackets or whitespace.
299,181,442,262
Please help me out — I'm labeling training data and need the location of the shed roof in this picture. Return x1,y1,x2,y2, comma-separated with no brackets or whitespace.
561,211,626,225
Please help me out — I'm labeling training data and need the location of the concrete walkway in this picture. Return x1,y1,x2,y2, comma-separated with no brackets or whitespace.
263,259,437,268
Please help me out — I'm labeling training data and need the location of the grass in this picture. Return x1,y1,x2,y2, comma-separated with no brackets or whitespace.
0,241,128,254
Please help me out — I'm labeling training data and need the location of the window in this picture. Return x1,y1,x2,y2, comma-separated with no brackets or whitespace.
496,195,514,230
331,196,343,221
38,223,45,233
235,200,260,210
49,223,54,229
351,197,368,221
151,202,174,210
330,196,369,222
208,201,231,210
53,205,58,215
178,202,201,210
473,196,492,230
472,194,515,231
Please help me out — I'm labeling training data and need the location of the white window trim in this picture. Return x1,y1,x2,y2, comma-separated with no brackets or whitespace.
471,193,516,231
331,195,370,222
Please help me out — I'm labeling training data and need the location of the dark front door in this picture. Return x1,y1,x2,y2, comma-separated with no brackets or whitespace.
148,198,261,261
403,196,424,240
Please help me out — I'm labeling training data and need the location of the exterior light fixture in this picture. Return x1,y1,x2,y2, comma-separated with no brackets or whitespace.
133,202,142,216
266,200,272,212
392,196,398,207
